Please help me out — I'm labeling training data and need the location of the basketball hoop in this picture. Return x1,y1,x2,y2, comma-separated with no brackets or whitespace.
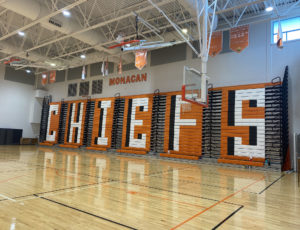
147,0,216,108
116,33,125,43
108,40,140,49
182,66,209,107
4,58,21,65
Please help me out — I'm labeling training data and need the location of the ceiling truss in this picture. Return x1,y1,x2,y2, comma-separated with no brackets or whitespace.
0,0,298,73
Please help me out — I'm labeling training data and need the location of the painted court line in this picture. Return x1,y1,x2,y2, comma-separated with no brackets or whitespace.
36,195,137,230
9,183,101,202
212,205,244,229
101,182,207,210
15,177,120,202
0,174,27,184
259,174,285,194
0,194,16,202
150,175,234,191
170,176,266,229
120,180,241,207
14,167,207,209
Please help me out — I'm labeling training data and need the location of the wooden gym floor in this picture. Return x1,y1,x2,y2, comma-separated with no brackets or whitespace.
0,146,299,229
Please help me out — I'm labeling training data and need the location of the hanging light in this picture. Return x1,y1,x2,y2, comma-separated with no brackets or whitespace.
62,10,71,17
181,28,188,34
18,31,25,37
265,6,274,12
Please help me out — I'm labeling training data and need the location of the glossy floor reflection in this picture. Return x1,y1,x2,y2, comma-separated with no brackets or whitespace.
0,146,299,229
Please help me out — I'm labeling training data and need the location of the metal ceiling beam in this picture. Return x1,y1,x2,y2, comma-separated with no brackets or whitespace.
216,5,232,27
53,16,195,60
216,0,266,15
234,5,249,27
0,0,175,62
0,0,87,42
148,0,199,56
217,3,300,31
283,0,300,15
0,9,8,17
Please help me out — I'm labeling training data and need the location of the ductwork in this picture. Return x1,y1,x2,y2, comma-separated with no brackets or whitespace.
178,0,218,31
122,41,182,51
1,0,133,64
0,40,65,67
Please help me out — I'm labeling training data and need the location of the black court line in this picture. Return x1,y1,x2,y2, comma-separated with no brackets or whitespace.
36,195,137,230
36,164,188,181
4,161,114,181
0,183,99,202
150,175,235,191
4,159,191,179
259,174,285,194
0,179,118,202
212,205,244,230
146,166,191,177
0,168,36,173
1,175,240,207
0,165,190,203
119,180,241,207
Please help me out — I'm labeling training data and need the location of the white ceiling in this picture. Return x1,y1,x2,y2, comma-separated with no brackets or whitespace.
0,0,299,73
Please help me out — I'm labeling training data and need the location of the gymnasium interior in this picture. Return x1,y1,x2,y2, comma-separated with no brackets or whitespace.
0,0,299,229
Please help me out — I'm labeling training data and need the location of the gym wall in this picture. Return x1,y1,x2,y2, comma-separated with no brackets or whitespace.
40,78,288,168
0,64,38,138
43,21,299,169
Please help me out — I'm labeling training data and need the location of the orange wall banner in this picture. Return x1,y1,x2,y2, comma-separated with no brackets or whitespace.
41,73,48,86
230,25,249,53
49,70,56,84
135,50,147,70
209,31,223,57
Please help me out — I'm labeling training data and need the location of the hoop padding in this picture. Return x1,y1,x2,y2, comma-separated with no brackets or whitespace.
109,40,140,49
4,58,21,65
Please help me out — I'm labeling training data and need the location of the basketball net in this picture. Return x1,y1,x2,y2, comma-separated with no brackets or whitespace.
116,33,125,43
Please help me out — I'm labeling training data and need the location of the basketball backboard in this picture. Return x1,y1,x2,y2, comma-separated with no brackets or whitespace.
182,66,209,107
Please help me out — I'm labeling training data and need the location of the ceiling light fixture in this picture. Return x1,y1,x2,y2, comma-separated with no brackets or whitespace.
62,10,71,17
265,6,274,12
181,28,188,34
26,69,31,73
18,31,25,37
80,54,86,59
50,63,56,67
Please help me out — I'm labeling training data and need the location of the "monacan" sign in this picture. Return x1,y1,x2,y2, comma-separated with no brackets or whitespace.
109,73,147,86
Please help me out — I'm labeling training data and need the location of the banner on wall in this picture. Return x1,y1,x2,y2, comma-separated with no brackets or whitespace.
41,73,48,86
101,57,109,76
135,50,147,70
118,55,122,74
230,25,249,53
105,57,109,75
277,21,283,49
49,70,56,84
209,31,223,57
81,66,86,80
